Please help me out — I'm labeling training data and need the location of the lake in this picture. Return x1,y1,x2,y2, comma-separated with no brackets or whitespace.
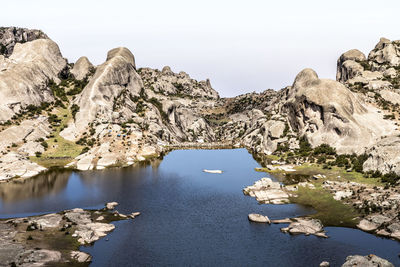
0,149,399,266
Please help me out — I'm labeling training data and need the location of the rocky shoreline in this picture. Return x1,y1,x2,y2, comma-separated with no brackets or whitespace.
0,202,139,266
244,172,400,266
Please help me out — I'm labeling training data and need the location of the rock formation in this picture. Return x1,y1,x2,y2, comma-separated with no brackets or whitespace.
0,26,48,57
284,68,396,154
70,56,94,80
0,39,67,122
341,254,394,267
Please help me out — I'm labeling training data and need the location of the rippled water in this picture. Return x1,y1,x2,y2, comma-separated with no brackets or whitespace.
0,149,399,266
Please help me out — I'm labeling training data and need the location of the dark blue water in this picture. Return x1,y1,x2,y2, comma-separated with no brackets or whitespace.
0,149,399,266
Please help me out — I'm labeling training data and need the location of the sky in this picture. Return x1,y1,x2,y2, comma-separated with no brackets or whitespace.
2,0,400,97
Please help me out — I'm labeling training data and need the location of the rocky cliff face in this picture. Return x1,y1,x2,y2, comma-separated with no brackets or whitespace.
0,27,400,178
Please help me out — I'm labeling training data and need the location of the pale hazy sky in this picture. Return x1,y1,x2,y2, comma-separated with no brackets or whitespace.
3,0,400,96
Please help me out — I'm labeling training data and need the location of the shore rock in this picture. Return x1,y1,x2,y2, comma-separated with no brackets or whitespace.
70,251,92,263
280,218,327,238
243,177,290,204
342,254,394,267
106,201,118,210
248,213,271,223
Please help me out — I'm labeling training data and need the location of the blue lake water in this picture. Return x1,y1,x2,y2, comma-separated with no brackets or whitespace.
0,149,399,266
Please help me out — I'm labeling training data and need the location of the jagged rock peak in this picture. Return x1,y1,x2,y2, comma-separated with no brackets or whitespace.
106,47,135,67
71,56,94,80
0,27,48,57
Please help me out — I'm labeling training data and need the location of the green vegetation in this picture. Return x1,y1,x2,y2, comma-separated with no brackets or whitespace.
148,97,168,122
71,104,79,120
290,185,359,227
30,108,84,168
358,60,372,71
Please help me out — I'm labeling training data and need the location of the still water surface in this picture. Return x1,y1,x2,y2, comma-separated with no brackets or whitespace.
0,149,399,266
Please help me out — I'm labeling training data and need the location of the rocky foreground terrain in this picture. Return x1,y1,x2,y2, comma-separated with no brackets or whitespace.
1,27,400,265
0,202,139,266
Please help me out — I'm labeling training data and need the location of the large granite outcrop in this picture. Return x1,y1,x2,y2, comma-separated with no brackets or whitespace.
284,68,396,154
336,49,366,83
0,39,67,122
63,47,143,137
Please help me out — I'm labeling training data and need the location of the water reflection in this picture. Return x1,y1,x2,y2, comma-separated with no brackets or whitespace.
0,170,71,203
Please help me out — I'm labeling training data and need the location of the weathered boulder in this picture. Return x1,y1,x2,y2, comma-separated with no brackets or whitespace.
243,177,290,204
0,115,51,153
30,213,63,229
74,222,115,244
0,152,46,180
70,251,92,263
106,202,118,210
341,254,394,267
363,136,400,175
337,49,366,83
17,249,62,266
284,68,396,154
280,218,327,238
0,39,67,121
71,56,94,80
248,213,271,223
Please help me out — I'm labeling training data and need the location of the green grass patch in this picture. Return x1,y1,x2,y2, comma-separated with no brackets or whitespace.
31,108,83,168
290,185,360,227
256,163,383,186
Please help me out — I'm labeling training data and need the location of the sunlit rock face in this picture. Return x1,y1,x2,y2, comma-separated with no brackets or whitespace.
0,39,67,122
